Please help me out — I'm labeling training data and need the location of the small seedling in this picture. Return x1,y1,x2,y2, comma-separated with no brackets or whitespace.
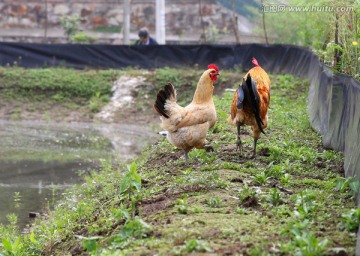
120,161,142,218
176,195,189,214
206,196,223,208
180,167,192,175
238,182,259,207
267,188,284,206
293,190,317,219
265,163,284,179
235,207,248,214
116,217,153,242
281,173,291,186
341,207,360,232
335,176,360,199
181,239,212,253
280,219,328,255
253,171,269,185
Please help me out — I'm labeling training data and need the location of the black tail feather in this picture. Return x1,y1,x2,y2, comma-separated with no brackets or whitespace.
243,74,265,134
154,83,175,118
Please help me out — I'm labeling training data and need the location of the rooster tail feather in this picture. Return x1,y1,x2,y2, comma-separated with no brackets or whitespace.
154,83,176,118
244,75,265,134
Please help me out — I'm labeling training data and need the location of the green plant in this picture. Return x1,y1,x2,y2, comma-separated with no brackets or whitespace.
235,207,248,214
89,92,109,112
2,237,23,256
281,173,291,186
335,176,360,198
180,167,192,175
121,162,142,199
113,203,131,222
267,188,284,206
281,220,329,255
341,207,360,232
206,196,223,208
76,235,102,254
13,192,21,209
265,163,284,179
176,195,189,214
189,148,216,163
253,171,269,185
293,190,317,219
180,239,212,253
60,15,81,40
267,146,282,163
70,32,96,44
238,182,259,207
120,162,142,218
115,217,153,242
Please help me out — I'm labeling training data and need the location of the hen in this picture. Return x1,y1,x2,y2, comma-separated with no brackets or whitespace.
228,58,270,157
154,64,220,160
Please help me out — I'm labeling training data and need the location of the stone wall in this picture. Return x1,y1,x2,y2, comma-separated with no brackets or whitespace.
0,0,256,44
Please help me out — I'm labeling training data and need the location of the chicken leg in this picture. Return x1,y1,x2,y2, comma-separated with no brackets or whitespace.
252,138,258,159
184,150,189,162
236,122,243,155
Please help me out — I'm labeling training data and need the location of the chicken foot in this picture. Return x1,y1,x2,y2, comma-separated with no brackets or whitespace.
204,145,214,152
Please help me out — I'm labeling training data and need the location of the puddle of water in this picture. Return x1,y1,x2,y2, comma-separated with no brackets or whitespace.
0,159,88,228
0,120,156,228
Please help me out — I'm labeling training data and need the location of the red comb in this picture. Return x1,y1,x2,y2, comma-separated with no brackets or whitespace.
252,57,259,67
208,64,219,72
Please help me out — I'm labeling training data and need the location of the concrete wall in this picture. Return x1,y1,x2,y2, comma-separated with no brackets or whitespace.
0,0,256,44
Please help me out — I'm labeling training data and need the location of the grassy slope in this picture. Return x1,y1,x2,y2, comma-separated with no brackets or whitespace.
0,69,357,255
0,67,121,121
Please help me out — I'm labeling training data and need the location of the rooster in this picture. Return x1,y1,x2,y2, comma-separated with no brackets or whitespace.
228,58,270,158
154,64,220,161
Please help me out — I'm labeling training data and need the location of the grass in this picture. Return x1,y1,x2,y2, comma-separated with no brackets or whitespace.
0,67,357,255
0,67,122,120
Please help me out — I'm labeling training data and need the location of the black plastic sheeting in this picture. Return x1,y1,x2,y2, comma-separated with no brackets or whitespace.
0,42,314,71
0,42,359,182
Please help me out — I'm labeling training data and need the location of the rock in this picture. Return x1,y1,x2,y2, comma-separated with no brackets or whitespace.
53,4,70,16
29,212,40,218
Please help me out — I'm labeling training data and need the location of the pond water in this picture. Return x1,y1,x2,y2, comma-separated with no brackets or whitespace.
0,120,156,228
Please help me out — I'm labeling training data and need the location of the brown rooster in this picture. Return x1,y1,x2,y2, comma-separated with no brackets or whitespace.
154,64,220,161
228,58,270,158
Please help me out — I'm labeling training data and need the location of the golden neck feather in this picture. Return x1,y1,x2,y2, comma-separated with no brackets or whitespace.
192,72,214,103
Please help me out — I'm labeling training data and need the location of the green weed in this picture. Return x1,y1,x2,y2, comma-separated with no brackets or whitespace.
341,207,360,232
293,190,318,219
238,182,259,207
206,196,223,208
281,220,329,255
336,176,360,199
176,195,189,214
115,217,153,242
253,171,270,185
180,239,212,253
267,188,284,206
